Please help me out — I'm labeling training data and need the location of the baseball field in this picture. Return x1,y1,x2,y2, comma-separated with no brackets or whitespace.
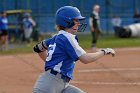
0,36,140,93
0,48,140,93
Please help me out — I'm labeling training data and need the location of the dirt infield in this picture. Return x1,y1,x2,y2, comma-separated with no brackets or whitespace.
0,48,140,93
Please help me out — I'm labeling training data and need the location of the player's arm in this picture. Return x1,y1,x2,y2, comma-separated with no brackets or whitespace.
89,17,94,32
33,40,48,61
79,48,115,64
38,51,48,62
65,36,115,64
89,14,95,32
29,18,36,27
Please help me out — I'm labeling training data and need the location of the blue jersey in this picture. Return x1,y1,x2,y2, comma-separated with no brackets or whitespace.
23,18,33,29
0,17,8,30
44,30,86,79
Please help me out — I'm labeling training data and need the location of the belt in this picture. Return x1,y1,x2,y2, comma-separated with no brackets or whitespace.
47,69,70,82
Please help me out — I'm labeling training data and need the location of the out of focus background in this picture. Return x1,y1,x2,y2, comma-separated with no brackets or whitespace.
0,0,139,32
0,0,140,53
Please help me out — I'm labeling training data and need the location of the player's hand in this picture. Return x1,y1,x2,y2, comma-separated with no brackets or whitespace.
101,48,115,57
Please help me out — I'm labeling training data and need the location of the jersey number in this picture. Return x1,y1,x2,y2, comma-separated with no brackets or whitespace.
46,43,56,61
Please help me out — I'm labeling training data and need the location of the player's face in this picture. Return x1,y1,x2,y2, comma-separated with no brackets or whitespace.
95,8,100,13
70,19,80,33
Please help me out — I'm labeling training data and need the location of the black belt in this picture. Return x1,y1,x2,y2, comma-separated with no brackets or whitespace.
47,69,70,82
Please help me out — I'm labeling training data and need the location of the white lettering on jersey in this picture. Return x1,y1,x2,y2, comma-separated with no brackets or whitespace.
53,61,62,73
46,43,56,61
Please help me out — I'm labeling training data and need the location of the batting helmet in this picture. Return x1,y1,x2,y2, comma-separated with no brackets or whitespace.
55,6,87,31
24,13,31,17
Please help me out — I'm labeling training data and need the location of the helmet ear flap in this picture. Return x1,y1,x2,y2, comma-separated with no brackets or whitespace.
64,20,74,28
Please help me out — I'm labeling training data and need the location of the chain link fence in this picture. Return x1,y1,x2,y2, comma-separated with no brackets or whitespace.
0,0,140,35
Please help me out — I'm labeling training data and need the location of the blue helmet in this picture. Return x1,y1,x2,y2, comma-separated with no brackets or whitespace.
55,6,87,31
24,13,31,17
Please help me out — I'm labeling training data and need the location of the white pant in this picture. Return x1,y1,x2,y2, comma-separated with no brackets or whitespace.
24,28,33,39
33,71,85,93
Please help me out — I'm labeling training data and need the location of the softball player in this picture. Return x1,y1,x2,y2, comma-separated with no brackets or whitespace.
89,5,101,51
33,6,115,93
23,13,36,43
0,11,8,50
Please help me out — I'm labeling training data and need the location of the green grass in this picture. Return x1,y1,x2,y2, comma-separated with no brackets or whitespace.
0,34,140,55
98,36,140,48
0,42,37,55
78,34,140,49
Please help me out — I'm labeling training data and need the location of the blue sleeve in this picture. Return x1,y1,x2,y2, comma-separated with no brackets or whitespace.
44,38,52,47
63,36,86,61
55,35,79,61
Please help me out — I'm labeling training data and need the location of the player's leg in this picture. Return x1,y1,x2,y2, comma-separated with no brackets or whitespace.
0,35,5,50
24,29,29,42
33,88,47,93
2,30,9,50
0,35,3,50
62,85,85,93
33,71,65,93
27,28,33,43
91,31,97,51
3,35,8,50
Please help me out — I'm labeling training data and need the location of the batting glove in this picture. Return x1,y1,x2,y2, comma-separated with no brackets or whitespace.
101,48,115,57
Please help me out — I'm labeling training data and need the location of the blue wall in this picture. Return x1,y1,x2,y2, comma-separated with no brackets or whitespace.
0,0,140,33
